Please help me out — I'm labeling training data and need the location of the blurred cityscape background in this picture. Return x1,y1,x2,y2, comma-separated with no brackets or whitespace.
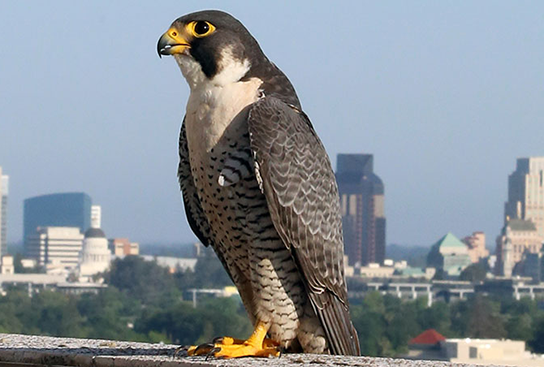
1,1,544,366
0,155,543,365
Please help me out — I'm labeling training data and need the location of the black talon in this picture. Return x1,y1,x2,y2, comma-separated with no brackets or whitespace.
173,346,188,358
212,337,224,344
194,343,214,354
205,347,222,360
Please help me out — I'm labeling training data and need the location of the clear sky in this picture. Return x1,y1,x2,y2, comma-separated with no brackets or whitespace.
1,1,543,248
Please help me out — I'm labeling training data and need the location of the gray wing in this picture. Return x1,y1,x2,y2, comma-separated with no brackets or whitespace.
247,97,360,356
178,119,213,248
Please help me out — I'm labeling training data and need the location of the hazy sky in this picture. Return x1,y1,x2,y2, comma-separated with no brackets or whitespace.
1,1,543,248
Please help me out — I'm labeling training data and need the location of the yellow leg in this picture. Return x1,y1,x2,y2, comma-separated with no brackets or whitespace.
186,321,280,358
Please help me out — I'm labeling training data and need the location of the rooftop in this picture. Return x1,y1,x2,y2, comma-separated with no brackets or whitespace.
0,333,504,367
432,233,466,249
507,219,537,232
409,329,446,345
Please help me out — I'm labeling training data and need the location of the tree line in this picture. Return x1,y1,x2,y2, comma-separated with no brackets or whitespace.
0,255,542,357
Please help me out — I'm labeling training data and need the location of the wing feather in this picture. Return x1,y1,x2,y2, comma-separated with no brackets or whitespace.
178,119,213,247
247,97,360,355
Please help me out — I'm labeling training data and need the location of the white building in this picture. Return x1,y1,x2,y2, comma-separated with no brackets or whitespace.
91,205,101,228
444,338,541,366
0,167,8,257
26,227,83,269
1,255,13,274
78,227,111,280
140,255,197,273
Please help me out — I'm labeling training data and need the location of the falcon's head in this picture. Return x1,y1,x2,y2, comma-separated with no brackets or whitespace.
157,10,269,89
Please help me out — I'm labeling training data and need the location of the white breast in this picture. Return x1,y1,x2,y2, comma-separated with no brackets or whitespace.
174,48,262,161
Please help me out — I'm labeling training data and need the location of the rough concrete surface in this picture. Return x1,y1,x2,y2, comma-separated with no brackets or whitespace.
0,334,503,367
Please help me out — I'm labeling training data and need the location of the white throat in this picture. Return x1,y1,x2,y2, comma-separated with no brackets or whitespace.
174,45,251,90
174,46,262,156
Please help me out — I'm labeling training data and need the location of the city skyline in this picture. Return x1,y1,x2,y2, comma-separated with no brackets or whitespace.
337,154,386,265
1,2,544,246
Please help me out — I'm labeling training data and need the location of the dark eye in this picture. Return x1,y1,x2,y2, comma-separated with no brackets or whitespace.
194,21,210,35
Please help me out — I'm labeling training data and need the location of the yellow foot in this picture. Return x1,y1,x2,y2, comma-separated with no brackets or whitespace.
186,337,280,358
185,321,280,359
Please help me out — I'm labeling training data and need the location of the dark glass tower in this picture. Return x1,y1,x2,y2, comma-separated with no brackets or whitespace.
336,154,386,266
23,192,92,244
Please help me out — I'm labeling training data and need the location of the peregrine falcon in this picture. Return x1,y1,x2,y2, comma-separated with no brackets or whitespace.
157,10,360,358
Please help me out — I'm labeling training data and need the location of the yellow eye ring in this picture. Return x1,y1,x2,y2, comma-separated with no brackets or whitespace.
188,21,216,38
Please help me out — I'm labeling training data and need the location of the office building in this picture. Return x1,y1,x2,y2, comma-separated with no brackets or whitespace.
517,252,543,282
1,255,14,275
336,154,386,266
91,205,101,228
23,193,91,252
25,227,84,269
427,233,472,277
109,238,140,256
462,232,489,263
504,157,544,239
496,219,543,277
0,168,8,257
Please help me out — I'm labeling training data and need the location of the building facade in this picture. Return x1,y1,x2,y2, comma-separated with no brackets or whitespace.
496,219,543,277
336,154,386,266
78,227,111,279
0,167,8,257
462,232,489,263
25,227,84,269
108,238,140,256
91,205,101,228
504,157,544,239
427,233,472,277
23,193,91,253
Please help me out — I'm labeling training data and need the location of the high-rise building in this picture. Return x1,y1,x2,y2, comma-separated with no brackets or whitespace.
504,157,544,239
336,154,386,266
0,168,8,257
23,193,92,249
91,205,101,228
495,219,543,277
26,227,84,268
462,232,489,263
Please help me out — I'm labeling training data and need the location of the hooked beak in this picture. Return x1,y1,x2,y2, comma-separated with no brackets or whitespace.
157,28,190,58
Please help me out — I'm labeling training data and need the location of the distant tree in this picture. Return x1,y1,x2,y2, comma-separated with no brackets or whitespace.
432,269,445,280
31,291,85,337
350,292,388,357
0,289,30,334
466,296,507,339
449,298,470,337
500,296,538,317
459,263,488,282
352,307,388,357
192,253,233,288
386,299,421,354
135,297,251,345
351,292,422,357
77,288,145,341
417,300,451,336
506,313,533,341
105,256,180,306
529,315,544,353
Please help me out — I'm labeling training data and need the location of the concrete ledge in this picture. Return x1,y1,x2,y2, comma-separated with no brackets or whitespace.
0,334,501,367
